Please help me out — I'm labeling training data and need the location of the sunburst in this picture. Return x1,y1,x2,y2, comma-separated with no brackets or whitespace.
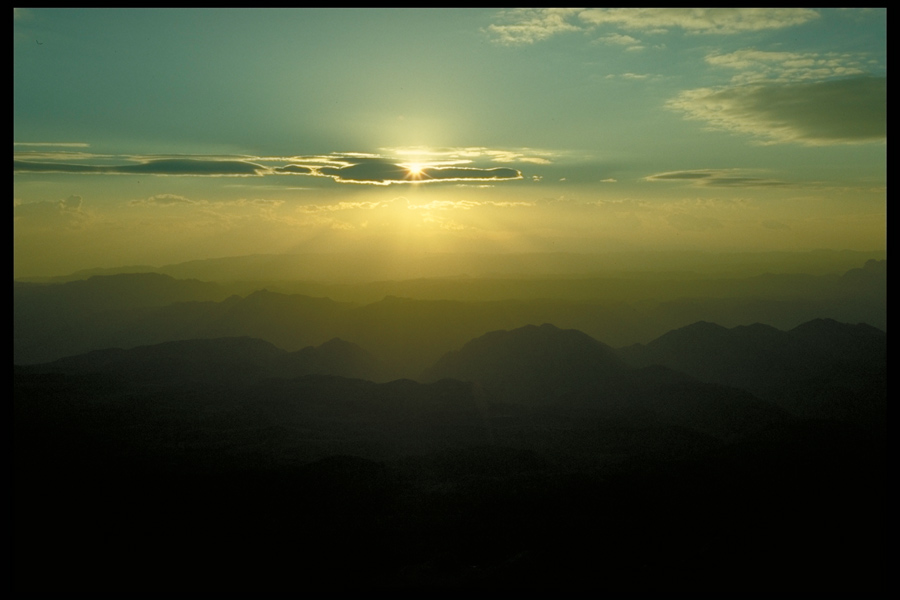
404,162,426,180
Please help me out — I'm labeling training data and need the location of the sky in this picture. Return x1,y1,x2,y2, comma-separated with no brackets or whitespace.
14,8,886,278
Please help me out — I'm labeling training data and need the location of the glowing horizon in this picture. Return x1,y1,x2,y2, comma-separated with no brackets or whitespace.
14,9,885,278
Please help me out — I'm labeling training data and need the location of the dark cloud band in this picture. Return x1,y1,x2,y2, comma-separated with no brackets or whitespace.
14,158,266,176
15,153,524,186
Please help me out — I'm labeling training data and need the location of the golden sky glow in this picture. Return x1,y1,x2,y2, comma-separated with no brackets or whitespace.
13,9,886,278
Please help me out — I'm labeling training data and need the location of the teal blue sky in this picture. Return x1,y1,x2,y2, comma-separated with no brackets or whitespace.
14,9,886,277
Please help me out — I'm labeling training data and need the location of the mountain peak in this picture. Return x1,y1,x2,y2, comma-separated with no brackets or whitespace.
421,324,624,402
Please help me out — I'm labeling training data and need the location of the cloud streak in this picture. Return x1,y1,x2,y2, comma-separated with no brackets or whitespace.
487,8,581,45
14,149,527,186
489,8,820,44
705,49,869,83
315,157,521,186
14,157,268,176
646,170,788,187
578,8,820,34
668,76,886,145
14,195,89,228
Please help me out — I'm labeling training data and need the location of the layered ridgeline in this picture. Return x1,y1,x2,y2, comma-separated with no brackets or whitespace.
14,258,885,372
31,336,387,384
17,319,885,463
14,257,886,593
15,319,885,593
619,318,886,424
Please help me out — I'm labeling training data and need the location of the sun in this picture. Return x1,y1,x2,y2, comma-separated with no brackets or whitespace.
404,162,426,180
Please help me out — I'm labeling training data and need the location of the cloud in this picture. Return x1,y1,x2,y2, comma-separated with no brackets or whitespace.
667,76,886,145
317,157,522,186
14,148,528,186
14,195,89,228
519,157,552,165
596,33,642,48
14,157,269,176
110,158,268,176
646,170,787,187
14,142,90,148
487,8,582,45
408,200,482,211
488,9,820,44
387,146,555,165
297,199,397,213
705,49,870,84
410,200,533,211
578,8,820,34
60,195,82,210
131,194,197,206
273,164,315,175
233,198,285,208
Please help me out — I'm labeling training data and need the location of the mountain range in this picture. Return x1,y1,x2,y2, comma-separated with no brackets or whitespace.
13,258,886,371
13,265,886,593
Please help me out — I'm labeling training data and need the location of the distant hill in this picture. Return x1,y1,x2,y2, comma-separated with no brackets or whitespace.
619,318,886,425
14,281,886,594
14,272,227,310
13,282,357,366
422,323,789,441
13,260,886,377
422,323,625,402
18,249,883,283
26,336,390,384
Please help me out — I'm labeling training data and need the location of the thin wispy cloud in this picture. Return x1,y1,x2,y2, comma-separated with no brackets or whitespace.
297,200,397,213
578,8,820,34
489,8,820,44
705,49,870,83
596,33,643,50
315,158,522,186
664,37,885,146
14,195,89,228
647,170,788,187
487,8,581,45
130,194,198,206
14,142,90,148
668,76,886,145
14,156,269,176
14,149,528,186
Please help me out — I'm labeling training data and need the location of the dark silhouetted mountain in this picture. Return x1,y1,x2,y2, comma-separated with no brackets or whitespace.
191,289,355,352
422,323,789,442
839,258,886,291
422,323,625,402
14,273,231,364
619,318,886,426
15,366,494,469
288,337,388,382
14,284,358,365
30,336,282,383
26,336,389,384
14,259,886,370
14,328,884,594
15,272,226,311
13,256,888,595
21,249,877,283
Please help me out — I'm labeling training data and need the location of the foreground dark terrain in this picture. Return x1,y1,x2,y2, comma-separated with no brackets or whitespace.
14,265,886,593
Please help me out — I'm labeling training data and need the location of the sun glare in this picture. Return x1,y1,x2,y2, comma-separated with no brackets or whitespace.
404,162,426,180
